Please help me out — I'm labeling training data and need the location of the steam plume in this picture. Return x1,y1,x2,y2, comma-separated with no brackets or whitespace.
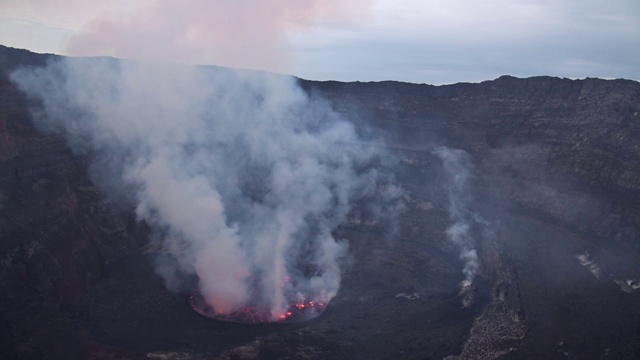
434,147,479,289
62,0,373,73
11,58,390,319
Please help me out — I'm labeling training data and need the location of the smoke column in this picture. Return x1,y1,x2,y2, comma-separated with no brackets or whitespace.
0,0,373,74
434,147,479,301
46,0,372,73
11,58,391,319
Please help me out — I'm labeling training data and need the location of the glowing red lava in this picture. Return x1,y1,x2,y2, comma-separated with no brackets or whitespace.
190,289,327,323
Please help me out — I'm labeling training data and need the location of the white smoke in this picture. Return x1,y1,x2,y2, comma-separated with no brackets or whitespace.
434,147,479,285
11,57,393,319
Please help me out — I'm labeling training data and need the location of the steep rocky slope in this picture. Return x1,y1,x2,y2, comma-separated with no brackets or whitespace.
0,47,147,359
302,76,640,358
303,76,640,242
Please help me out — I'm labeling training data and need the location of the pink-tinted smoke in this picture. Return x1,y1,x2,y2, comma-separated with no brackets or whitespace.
65,0,373,73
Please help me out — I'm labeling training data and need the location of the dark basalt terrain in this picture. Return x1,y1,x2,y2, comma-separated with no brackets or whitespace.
1,45,639,359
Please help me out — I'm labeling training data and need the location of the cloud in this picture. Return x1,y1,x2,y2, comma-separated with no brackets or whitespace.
2,0,638,84
61,0,373,73
291,0,640,83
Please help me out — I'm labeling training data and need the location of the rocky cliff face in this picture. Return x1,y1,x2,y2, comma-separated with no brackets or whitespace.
1,45,639,359
0,46,145,310
301,75,640,359
303,76,640,241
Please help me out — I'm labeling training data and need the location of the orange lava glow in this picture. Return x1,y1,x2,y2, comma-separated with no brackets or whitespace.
190,289,328,323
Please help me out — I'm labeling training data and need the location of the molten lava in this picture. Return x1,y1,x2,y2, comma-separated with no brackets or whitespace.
190,289,327,323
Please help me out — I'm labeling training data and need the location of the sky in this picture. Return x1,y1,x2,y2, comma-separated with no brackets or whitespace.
1,0,638,85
